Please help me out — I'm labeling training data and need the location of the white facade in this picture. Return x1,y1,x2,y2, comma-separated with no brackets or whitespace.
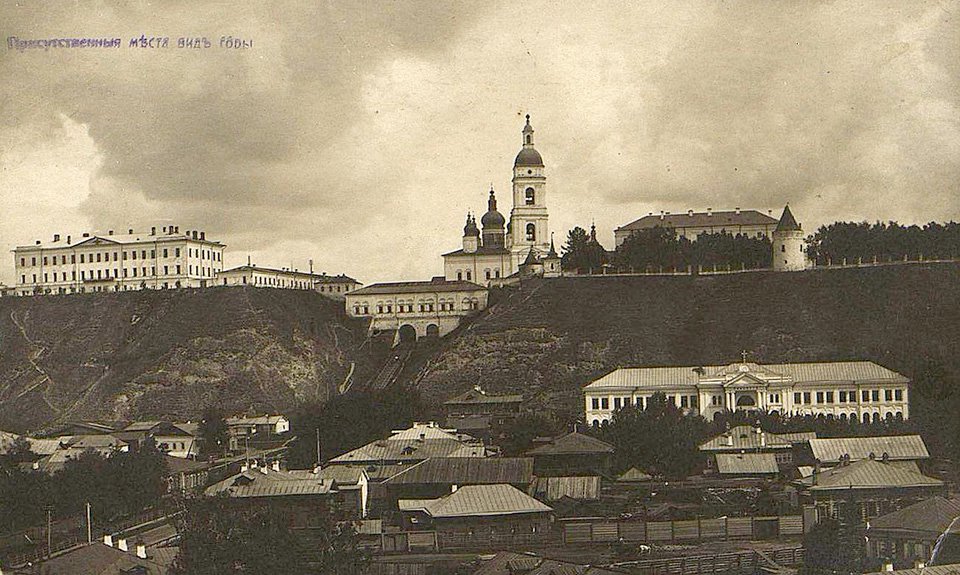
13,226,224,295
584,360,910,427
345,277,488,340
772,205,808,272
216,265,360,298
615,209,779,247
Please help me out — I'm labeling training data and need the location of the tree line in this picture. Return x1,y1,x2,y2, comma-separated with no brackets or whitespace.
806,221,960,265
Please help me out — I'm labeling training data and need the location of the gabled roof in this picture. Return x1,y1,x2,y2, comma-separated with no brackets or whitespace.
801,459,943,491
473,551,628,575
526,432,615,456
715,453,780,475
868,496,960,536
226,415,288,426
531,476,601,501
205,467,338,498
383,457,533,486
398,484,552,518
617,467,653,482
699,426,795,451
809,435,929,463
348,279,486,296
120,421,195,436
31,540,174,575
617,210,778,232
330,438,476,463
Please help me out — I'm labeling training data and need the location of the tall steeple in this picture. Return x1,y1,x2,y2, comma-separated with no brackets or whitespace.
509,114,550,269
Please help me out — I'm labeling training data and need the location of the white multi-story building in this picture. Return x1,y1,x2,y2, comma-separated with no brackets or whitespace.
216,265,361,298
13,225,224,295
584,360,910,428
614,208,780,247
344,277,487,341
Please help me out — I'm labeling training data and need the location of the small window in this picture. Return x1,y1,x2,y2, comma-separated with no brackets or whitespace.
781,245,785,252
525,187,535,205
525,222,536,242
885,390,893,402
895,389,903,401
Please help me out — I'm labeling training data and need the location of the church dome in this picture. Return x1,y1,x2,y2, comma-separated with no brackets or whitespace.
514,148,544,167
481,188,505,228
463,214,479,237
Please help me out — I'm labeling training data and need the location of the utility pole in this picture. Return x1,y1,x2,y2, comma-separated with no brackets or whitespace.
316,427,321,467
86,502,92,544
46,507,52,558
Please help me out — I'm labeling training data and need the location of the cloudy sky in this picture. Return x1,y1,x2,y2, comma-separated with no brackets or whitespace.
1,0,958,284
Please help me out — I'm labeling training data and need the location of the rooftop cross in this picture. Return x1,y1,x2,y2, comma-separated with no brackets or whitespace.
741,350,749,363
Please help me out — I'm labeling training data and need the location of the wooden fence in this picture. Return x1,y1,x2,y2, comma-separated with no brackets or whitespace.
560,515,806,545
612,546,805,575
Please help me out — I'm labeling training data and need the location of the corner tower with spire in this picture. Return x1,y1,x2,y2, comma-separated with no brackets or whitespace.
772,204,807,271
508,114,551,270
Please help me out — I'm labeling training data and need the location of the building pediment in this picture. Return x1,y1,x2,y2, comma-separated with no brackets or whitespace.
722,373,769,389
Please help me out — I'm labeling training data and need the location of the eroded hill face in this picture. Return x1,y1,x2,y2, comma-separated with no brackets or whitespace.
0,288,371,433
415,264,960,420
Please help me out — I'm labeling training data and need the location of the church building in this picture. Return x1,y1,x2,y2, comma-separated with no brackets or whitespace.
443,115,560,284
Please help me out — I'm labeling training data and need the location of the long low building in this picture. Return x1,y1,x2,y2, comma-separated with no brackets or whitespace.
215,265,360,298
344,277,488,340
584,359,910,426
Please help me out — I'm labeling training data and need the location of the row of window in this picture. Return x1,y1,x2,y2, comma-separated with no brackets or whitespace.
793,389,904,405
352,298,480,316
22,264,219,284
26,281,192,295
455,269,501,282
18,247,221,269
590,394,700,411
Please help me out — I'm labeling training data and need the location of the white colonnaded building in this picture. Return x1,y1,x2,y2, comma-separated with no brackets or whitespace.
13,225,224,295
443,115,560,285
344,277,488,341
216,264,360,298
583,359,910,428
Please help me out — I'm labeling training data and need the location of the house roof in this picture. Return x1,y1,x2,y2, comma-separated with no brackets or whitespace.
314,465,366,486
526,432,615,456
219,265,358,284
348,279,486,296
531,476,601,501
444,388,523,405
617,210,778,233
205,468,338,498
398,484,552,518
809,435,929,463
868,496,960,536
586,361,908,390
699,426,795,451
473,551,628,575
715,453,780,475
383,457,533,486
120,421,196,437
33,541,174,575
617,467,653,482
863,565,960,575
330,438,479,463
163,454,211,474
226,415,288,426
18,230,222,250
801,459,943,491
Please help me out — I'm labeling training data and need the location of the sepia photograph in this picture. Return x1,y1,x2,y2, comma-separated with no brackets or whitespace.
0,1,959,573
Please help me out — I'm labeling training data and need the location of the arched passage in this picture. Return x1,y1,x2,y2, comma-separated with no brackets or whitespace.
425,324,440,338
398,324,417,344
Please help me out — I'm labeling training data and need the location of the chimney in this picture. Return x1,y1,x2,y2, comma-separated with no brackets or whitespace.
200,231,205,241
260,465,268,475
35,240,41,245
760,432,766,447
53,233,60,242
136,543,147,559
151,226,156,235
915,561,926,569
117,538,128,552
735,207,741,215
883,562,894,572
659,210,665,220
271,460,280,472
108,230,114,236
162,226,167,234
128,228,133,234
725,434,733,447
707,208,713,216
451,484,458,493
688,209,694,216
103,534,114,547
66,235,71,244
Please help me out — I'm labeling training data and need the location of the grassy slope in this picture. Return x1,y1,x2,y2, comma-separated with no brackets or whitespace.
415,263,960,420
0,287,373,433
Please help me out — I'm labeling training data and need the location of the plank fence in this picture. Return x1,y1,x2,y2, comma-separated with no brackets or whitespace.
560,515,805,545
612,546,805,575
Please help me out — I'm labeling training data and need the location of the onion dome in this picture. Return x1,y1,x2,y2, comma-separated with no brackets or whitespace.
463,213,479,237
514,114,544,167
480,188,505,228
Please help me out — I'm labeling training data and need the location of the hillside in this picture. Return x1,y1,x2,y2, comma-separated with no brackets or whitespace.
0,288,374,433
414,263,960,419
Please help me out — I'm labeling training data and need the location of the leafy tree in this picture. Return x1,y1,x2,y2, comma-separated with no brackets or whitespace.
613,228,771,272
561,226,607,272
172,498,367,575
287,385,429,468
199,406,230,458
594,392,709,479
493,412,565,456
5,435,33,464
800,503,869,575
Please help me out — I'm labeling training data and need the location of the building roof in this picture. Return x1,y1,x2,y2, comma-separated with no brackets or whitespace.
514,147,544,167
32,541,175,575
868,496,960,537
586,361,908,390
699,426,795,451
383,457,534,486
218,265,359,284
330,438,478,463
617,210,778,233
801,459,943,491
314,465,366,486
526,432,615,456
225,415,288,427
864,565,960,575
715,453,780,475
442,245,513,257
617,467,653,482
809,435,929,463
473,551,628,575
348,279,486,296
18,230,222,250
444,388,523,405
399,484,552,518
120,421,196,436
531,476,601,501
775,205,801,232
205,467,338,498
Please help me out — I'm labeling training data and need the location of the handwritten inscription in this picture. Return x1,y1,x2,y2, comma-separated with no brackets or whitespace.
6,35,253,52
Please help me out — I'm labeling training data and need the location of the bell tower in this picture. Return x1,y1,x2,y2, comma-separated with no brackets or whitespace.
509,115,550,269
